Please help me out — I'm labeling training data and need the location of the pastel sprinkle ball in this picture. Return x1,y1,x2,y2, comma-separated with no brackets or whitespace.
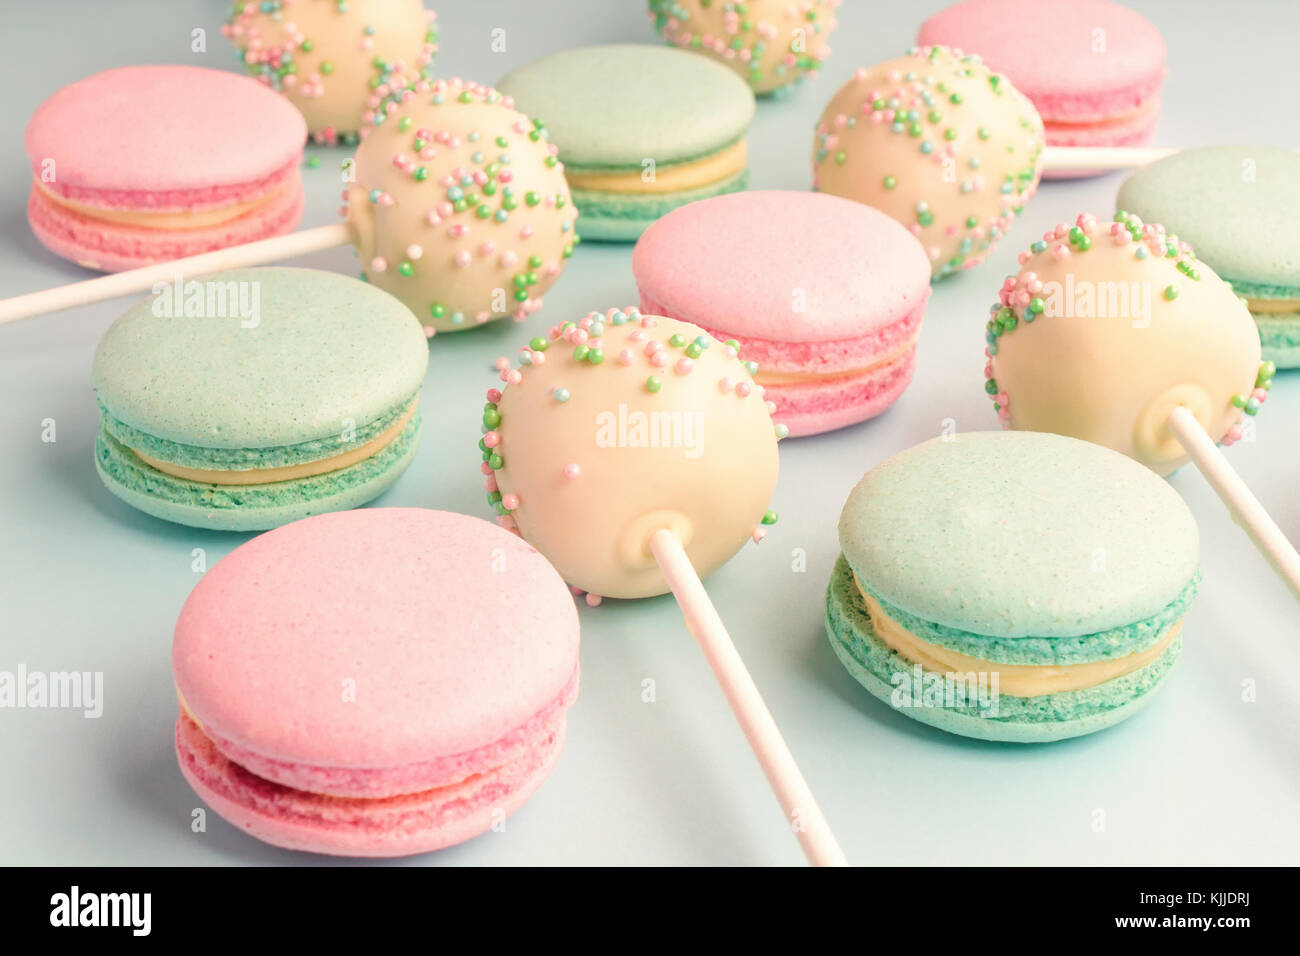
475,308,783,584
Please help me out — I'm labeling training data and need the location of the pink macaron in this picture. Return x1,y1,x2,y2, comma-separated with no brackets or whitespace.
632,190,931,437
918,0,1165,173
25,65,306,271
173,508,580,858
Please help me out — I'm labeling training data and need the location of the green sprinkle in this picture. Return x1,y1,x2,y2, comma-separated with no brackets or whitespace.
645,376,662,393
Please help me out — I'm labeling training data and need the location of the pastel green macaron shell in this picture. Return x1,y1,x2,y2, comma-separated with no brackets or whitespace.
497,44,755,240
92,267,428,530
1117,146,1300,366
828,431,1199,742
497,44,755,171
568,168,750,241
838,431,1199,639
825,556,1183,743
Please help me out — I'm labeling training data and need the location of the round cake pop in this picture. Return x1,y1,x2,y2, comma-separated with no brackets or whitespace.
223,0,438,145
648,0,841,95
985,212,1273,477
480,308,783,601
812,45,1044,278
345,77,580,334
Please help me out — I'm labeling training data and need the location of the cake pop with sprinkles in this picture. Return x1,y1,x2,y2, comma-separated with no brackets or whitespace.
813,45,1043,278
648,0,841,96
224,0,438,145
985,212,1272,477
346,77,579,334
480,308,782,602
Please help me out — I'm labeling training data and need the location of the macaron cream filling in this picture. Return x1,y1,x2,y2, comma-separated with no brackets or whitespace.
177,664,579,801
855,573,1184,697
563,139,748,195
98,396,420,484
33,175,294,231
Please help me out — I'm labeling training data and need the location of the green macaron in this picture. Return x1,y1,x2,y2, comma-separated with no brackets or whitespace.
826,430,1200,743
92,267,428,531
1117,145,1300,368
497,44,755,241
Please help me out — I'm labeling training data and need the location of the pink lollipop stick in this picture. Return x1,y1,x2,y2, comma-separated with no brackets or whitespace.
650,529,848,867
0,223,351,325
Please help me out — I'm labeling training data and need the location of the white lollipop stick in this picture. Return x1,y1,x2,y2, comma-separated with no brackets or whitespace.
1168,406,1300,603
1044,146,1299,172
1041,146,1181,171
649,528,848,867
0,223,352,325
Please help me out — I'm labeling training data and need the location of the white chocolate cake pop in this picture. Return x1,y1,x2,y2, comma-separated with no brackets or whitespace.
648,0,841,96
813,45,1043,278
985,212,1273,477
346,77,579,333
480,308,783,601
224,0,438,145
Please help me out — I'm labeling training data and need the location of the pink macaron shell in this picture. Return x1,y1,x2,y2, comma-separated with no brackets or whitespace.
177,711,566,857
27,171,304,272
173,509,581,797
917,0,1166,123
632,190,931,344
25,65,307,205
764,350,918,437
664,296,928,378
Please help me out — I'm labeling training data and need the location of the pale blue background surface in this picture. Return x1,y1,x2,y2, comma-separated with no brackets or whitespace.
1,0,1298,865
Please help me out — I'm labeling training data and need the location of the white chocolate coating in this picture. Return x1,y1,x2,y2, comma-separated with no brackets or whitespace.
649,0,841,95
813,46,1043,277
224,0,437,142
346,78,579,333
987,213,1268,477
483,309,781,600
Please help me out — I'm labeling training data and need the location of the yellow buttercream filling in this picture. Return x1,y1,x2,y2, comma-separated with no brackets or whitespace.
856,576,1180,697
1247,297,1300,316
133,399,417,486
754,333,918,387
34,178,284,230
1043,98,1160,129
564,140,747,194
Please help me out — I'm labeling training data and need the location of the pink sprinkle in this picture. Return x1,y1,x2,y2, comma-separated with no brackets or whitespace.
650,352,668,367
494,357,510,371
406,244,423,260
718,377,733,393
486,388,502,402
479,240,495,255
502,493,519,510
501,250,518,268
369,257,387,273
585,593,602,607
484,475,498,493
563,463,580,480
480,462,493,476
618,349,633,365
674,358,693,375
455,250,472,267
735,382,751,397
1052,244,1070,260
641,316,658,328
483,431,500,448
519,225,535,239
752,529,766,543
